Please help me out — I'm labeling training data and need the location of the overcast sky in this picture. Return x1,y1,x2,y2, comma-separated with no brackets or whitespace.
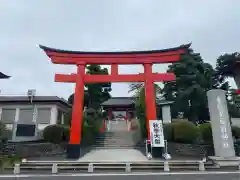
0,0,239,99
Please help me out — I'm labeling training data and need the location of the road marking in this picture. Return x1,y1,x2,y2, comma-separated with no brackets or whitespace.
0,171,239,178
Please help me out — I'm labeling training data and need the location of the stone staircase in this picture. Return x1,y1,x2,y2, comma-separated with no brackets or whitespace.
94,120,141,149
108,120,128,131
95,131,136,148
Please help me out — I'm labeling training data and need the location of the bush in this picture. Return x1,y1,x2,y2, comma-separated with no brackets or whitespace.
232,126,240,139
163,124,175,142
62,126,70,141
0,122,6,137
199,123,213,144
173,121,199,144
81,119,95,146
43,125,69,144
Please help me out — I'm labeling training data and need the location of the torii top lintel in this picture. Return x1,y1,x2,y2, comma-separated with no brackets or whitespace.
39,44,191,65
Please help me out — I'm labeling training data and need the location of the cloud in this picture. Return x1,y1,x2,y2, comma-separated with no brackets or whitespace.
0,0,239,99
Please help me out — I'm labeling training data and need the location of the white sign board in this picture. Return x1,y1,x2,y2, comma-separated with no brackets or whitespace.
149,120,165,147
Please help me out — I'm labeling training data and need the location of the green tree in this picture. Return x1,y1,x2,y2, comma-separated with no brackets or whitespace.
135,86,147,138
162,48,220,123
68,64,111,110
215,52,240,118
68,90,90,108
215,52,240,78
66,65,111,126
85,65,111,109
129,83,161,138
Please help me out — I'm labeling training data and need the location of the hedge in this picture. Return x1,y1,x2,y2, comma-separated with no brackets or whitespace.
162,121,199,144
198,123,213,144
173,121,199,144
162,121,240,145
0,122,6,138
43,125,68,144
163,124,174,142
232,126,240,139
198,123,240,144
43,121,98,145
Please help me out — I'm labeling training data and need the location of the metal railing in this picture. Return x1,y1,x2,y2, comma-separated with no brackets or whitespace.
11,160,222,174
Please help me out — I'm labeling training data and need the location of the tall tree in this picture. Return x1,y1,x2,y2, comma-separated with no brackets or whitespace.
215,52,240,118
85,65,111,109
162,48,219,123
215,52,240,78
68,64,112,110
68,90,90,108
129,83,161,138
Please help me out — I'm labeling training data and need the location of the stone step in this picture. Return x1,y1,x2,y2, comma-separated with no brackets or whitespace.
96,139,135,143
91,146,138,149
97,140,135,143
97,135,135,139
95,140,136,143
95,143,136,146
96,137,132,140
92,145,137,148
96,138,134,141
101,135,135,138
101,141,134,143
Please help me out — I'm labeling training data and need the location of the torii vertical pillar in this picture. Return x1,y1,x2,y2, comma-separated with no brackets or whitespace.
144,64,157,140
67,64,85,158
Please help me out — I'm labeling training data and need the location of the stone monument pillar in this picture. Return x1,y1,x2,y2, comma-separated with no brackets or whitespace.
207,89,235,158
162,105,171,124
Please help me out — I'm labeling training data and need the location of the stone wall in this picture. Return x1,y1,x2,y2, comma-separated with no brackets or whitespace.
167,142,214,157
1,142,66,158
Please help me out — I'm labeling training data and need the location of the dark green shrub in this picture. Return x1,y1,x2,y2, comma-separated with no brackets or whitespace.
62,126,70,141
173,121,199,144
139,117,147,138
81,120,95,145
82,119,90,137
43,125,68,144
199,123,213,144
232,126,240,139
163,124,174,142
0,122,6,137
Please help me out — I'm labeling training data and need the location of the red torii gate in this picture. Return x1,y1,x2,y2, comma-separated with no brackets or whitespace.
39,44,190,158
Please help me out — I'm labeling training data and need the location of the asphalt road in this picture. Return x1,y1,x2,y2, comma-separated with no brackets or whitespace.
0,172,239,180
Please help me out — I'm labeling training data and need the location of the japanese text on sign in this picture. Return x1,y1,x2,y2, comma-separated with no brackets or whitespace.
217,96,229,148
149,120,164,147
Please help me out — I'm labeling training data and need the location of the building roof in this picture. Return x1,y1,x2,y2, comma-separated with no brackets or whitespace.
0,96,71,107
156,99,174,105
0,72,10,79
101,97,173,106
39,44,191,55
101,97,135,106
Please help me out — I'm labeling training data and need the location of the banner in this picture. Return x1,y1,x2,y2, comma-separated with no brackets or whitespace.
149,120,165,147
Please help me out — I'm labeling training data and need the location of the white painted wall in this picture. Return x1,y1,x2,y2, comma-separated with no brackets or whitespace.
0,104,61,142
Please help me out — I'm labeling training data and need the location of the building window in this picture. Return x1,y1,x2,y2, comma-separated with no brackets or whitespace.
1,108,16,123
16,124,35,137
18,108,34,124
57,109,63,124
37,108,51,124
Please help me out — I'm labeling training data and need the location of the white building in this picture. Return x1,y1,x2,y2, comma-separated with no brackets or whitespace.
0,96,71,142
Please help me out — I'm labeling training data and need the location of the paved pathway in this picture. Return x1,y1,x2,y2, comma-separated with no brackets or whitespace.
78,148,147,162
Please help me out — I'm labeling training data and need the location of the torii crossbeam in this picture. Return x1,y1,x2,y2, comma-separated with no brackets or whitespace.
39,44,190,159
